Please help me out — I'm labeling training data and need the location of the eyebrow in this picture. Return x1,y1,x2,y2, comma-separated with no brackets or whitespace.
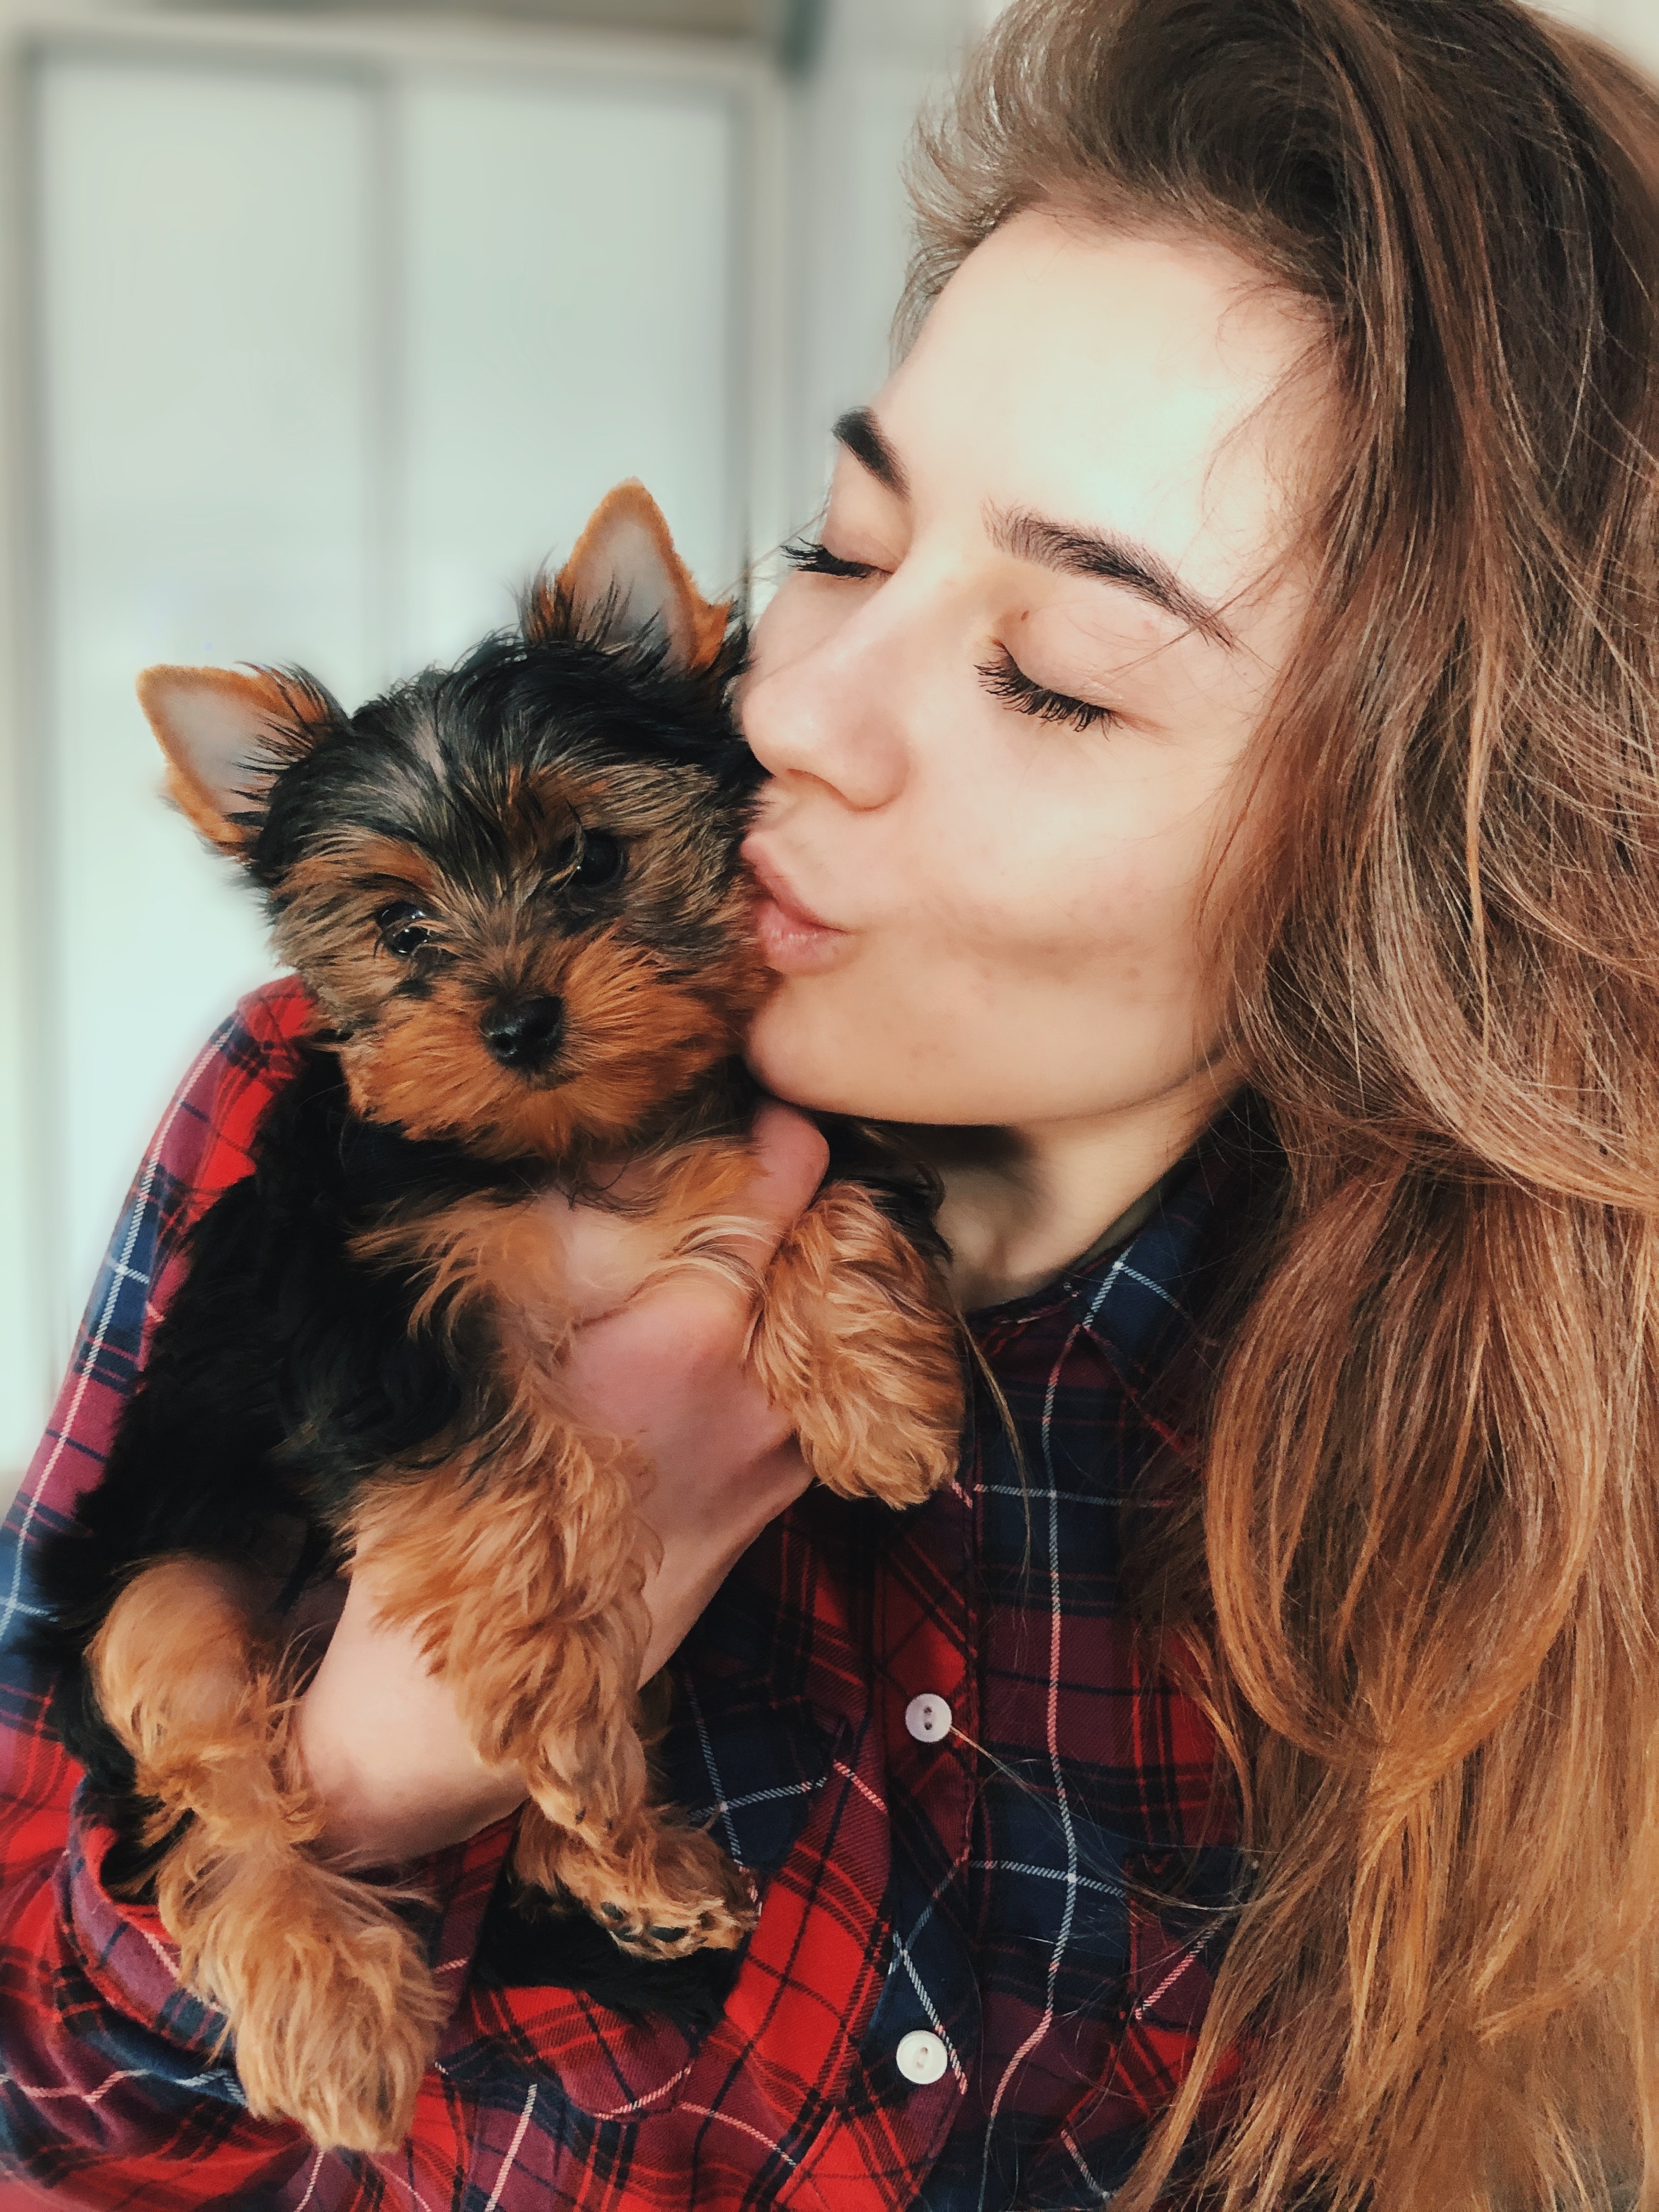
833,405,1234,650
989,506,1235,648
832,406,910,498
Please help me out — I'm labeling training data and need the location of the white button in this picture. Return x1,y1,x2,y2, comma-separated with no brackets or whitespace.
895,2030,949,2086
905,1694,953,1743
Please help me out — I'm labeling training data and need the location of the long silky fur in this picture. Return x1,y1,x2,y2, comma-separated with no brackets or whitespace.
26,564,964,2108
27,600,772,2018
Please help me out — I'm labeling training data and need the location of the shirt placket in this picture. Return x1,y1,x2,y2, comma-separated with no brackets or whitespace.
848,1448,980,2181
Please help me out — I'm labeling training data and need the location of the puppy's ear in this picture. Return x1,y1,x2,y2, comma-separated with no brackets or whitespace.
533,481,729,672
136,665,326,856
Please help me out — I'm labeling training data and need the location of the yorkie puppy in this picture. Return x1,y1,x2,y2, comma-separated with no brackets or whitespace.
30,484,964,2154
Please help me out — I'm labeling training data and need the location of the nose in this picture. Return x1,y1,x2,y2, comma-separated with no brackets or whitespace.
480,995,565,1073
740,585,912,810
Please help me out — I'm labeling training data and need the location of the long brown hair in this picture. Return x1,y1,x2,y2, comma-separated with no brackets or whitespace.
904,2,1659,2205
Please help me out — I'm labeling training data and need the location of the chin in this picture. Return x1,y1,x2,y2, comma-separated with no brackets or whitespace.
746,986,992,1125
744,989,904,1119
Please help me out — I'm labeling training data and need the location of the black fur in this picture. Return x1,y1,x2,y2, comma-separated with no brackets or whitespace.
27,1048,508,1878
26,593,943,2027
476,1883,742,2033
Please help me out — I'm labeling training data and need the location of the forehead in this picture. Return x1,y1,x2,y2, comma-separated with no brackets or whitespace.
880,208,1328,601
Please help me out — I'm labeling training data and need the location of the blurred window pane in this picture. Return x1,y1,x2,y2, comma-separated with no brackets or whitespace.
37,54,374,1340
399,71,741,666
30,40,746,1364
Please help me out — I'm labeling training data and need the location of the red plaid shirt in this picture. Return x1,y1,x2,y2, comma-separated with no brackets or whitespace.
0,979,1245,2211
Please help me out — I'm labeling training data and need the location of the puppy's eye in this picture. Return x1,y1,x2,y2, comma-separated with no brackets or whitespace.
376,900,438,957
572,831,625,890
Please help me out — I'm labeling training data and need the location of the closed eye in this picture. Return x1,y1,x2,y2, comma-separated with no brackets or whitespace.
782,537,879,581
977,646,1118,733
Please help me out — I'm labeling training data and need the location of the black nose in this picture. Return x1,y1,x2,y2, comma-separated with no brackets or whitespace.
480,995,565,1072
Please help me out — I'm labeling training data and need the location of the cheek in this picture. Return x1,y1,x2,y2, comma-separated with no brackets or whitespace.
747,848,1215,1122
746,763,1240,1124
984,842,1192,977
926,761,1218,1001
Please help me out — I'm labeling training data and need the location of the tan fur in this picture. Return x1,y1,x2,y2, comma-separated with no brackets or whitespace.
91,1136,960,2151
105,484,961,2153
545,480,730,673
345,930,752,1162
162,760,246,853
347,1426,754,1954
353,1143,963,1974
91,1561,444,2151
749,1182,966,1508
343,1138,948,1949
268,808,769,1168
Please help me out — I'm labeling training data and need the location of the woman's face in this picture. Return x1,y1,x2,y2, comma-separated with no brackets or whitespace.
741,208,1325,1130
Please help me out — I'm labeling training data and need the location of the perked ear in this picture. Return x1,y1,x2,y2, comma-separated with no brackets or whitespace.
546,481,729,672
136,664,308,856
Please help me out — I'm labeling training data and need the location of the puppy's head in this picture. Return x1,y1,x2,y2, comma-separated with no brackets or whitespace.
140,484,768,1161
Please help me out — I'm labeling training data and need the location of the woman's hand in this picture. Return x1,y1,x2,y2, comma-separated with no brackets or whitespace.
294,1102,827,1866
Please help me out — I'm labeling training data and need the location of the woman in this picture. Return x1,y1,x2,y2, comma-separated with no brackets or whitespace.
3,0,1657,2204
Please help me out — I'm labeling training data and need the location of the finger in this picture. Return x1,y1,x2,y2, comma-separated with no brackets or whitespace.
739,1100,831,1237
624,1101,828,1299
572,1279,798,1446
554,1104,828,1323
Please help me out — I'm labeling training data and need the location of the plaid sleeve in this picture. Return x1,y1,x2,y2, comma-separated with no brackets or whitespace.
0,980,516,2205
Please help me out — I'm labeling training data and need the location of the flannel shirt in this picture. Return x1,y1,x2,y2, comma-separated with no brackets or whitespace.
0,978,1247,2211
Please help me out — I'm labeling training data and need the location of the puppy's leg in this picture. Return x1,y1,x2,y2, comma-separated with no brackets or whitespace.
514,1798,754,1957
92,1558,443,2153
747,1182,964,1510
557,1137,963,1507
509,1666,755,1957
354,1452,754,1956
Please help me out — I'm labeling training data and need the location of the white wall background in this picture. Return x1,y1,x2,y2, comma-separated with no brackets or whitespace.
0,0,989,1494
35,37,758,1323
1553,0,1659,66
0,10,785,1491
0,0,1653,1492
782,0,984,524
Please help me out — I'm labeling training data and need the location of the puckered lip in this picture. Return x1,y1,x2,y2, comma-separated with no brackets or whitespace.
740,838,847,939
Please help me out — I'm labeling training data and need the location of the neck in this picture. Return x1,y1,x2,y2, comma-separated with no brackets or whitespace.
905,1070,1237,1312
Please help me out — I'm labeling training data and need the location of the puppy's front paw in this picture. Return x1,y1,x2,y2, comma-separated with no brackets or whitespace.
750,1182,964,1508
516,1802,757,1957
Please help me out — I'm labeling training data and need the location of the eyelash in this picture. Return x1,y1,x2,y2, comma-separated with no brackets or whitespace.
977,646,1118,733
782,537,877,580
783,543,1116,733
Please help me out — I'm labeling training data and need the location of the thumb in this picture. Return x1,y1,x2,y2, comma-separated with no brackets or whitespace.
741,1101,831,1239
659,1101,829,1290
563,1101,829,1327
